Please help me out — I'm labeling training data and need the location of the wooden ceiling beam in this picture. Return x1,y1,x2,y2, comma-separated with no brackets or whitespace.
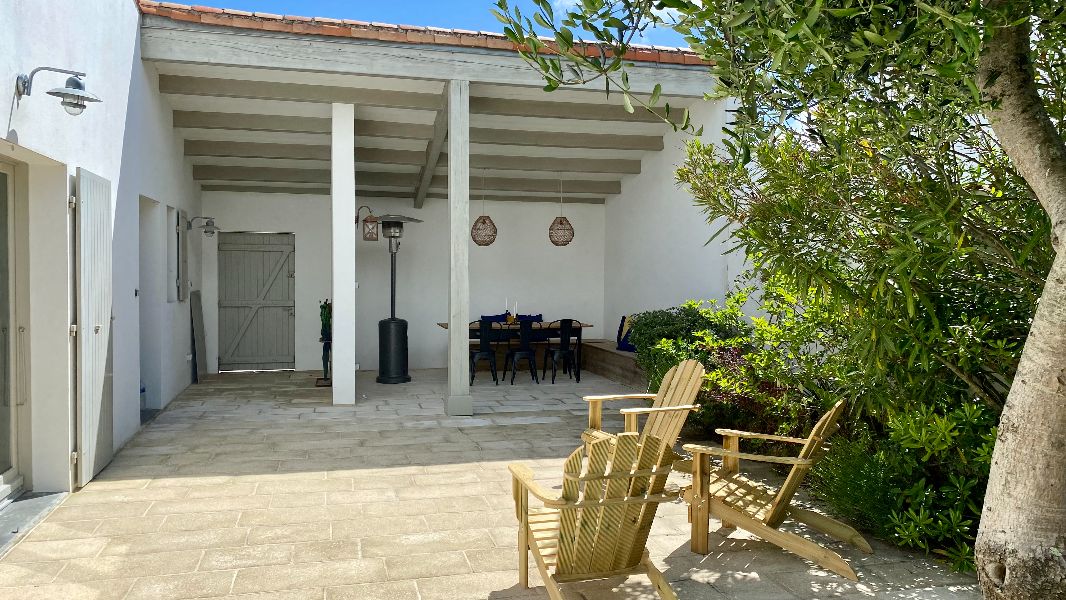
193,165,418,187
414,102,449,209
173,109,661,151
185,139,641,174
195,166,619,195
161,75,442,110
198,185,606,204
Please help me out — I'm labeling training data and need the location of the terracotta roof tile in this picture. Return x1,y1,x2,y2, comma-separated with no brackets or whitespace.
134,1,707,66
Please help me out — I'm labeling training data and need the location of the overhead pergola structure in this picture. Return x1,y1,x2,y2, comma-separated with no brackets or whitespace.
138,1,710,413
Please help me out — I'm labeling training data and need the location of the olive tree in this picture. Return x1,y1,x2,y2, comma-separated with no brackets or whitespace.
494,1,1066,597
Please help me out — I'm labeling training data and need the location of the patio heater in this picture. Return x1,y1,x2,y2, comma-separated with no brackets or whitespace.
376,214,423,384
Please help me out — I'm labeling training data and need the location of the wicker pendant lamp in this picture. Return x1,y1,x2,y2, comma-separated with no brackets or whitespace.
549,177,574,246
470,173,497,246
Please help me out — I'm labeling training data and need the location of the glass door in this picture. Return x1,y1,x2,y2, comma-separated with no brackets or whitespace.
0,164,16,498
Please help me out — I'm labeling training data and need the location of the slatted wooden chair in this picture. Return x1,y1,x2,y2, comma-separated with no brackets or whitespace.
582,359,705,457
509,433,679,599
679,400,872,581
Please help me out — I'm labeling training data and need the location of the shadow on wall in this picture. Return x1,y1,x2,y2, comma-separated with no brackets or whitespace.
111,30,199,452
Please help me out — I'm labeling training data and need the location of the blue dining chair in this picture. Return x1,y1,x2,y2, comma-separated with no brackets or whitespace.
541,319,577,384
503,319,539,385
470,319,502,385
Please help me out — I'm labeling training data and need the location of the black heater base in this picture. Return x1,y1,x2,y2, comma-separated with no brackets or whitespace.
376,318,411,384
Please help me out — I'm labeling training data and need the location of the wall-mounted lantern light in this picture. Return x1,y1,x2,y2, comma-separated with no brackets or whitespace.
187,216,219,237
357,205,379,241
15,67,101,116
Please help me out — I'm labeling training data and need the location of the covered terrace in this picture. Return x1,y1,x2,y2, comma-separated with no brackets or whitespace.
136,2,722,415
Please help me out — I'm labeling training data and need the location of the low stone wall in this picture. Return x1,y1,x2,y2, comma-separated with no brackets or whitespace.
469,339,648,390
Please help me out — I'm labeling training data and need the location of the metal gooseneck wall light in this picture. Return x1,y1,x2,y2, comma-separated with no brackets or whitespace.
15,67,101,116
187,216,220,237
375,214,422,384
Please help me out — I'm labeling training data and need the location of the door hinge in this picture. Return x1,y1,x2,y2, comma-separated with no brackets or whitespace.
69,324,77,337
68,195,76,209
70,451,78,465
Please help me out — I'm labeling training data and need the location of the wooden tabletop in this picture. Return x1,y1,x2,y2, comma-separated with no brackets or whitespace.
437,321,592,329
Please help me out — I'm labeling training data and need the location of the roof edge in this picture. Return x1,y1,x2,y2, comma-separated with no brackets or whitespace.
136,1,707,67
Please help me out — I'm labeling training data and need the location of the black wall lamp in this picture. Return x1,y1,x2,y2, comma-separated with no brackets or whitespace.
14,67,101,116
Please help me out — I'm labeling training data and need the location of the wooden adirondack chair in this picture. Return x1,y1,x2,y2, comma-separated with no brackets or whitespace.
582,359,705,456
680,400,873,581
509,433,679,600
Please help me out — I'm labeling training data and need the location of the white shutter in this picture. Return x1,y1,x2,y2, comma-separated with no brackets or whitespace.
75,168,114,486
178,209,189,301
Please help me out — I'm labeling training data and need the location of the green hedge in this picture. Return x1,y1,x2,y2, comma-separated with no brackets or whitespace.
628,291,993,571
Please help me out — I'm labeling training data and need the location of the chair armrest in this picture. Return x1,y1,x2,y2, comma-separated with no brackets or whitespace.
584,394,657,402
620,404,699,433
619,404,698,415
682,443,814,466
508,463,565,507
585,394,656,430
715,428,809,445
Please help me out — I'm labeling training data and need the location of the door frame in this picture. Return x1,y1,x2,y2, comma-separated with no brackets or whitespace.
0,162,23,504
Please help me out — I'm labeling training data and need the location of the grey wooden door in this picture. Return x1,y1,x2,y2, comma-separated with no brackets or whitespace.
217,232,296,371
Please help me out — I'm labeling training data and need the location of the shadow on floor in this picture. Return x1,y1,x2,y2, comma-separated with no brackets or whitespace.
0,491,66,555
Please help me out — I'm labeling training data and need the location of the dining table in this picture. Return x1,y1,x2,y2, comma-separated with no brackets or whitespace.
436,320,592,383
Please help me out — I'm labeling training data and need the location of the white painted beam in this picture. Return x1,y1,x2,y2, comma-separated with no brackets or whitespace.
446,80,472,416
414,106,449,209
185,139,641,174
161,76,441,110
173,110,662,151
331,103,357,405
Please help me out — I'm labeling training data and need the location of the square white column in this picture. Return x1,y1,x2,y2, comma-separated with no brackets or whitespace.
446,80,472,416
331,103,357,405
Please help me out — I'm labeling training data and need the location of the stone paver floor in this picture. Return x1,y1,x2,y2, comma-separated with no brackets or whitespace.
0,370,980,599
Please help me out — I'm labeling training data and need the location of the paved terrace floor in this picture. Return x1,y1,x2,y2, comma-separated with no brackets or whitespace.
1,370,980,600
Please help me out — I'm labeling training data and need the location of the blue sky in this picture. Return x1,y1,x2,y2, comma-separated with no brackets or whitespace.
191,0,687,47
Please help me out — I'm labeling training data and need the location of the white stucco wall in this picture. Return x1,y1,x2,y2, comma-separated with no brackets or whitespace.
202,192,606,373
1,0,200,491
603,100,744,328
201,193,332,373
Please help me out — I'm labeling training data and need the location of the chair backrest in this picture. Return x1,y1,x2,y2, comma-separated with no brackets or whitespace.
555,433,672,576
475,319,499,353
547,319,574,350
764,400,846,527
515,319,535,351
641,359,705,449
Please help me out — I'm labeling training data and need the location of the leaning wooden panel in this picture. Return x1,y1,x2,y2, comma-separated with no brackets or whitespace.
509,433,679,599
677,400,872,581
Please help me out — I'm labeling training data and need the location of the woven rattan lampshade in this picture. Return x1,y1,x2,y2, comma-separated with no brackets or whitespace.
549,176,574,246
548,216,574,246
470,174,497,246
471,215,497,246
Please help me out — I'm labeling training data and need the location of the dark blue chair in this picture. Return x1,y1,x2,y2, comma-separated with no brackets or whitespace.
541,319,577,384
503,319,539,385
470,319,502,385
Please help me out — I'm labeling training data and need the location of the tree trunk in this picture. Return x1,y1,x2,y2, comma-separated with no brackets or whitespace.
975,5,1066,598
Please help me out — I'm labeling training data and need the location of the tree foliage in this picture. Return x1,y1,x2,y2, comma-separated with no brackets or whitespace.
495,0,1066,591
